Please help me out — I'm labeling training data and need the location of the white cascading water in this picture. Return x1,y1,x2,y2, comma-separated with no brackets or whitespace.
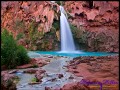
60,6,76,52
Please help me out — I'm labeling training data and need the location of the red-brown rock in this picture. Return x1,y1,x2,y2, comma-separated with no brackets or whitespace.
1,1,60,35
16,64,33,69
1,71,17,90
64,1,119,52
35,69,46,82
24,69,37,74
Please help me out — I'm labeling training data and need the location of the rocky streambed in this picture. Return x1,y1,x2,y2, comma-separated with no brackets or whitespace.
62,55,119,90
16,56,82,90
1,52,119,90
1,52,82,90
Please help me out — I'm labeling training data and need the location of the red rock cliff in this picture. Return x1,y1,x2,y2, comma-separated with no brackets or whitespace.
64,1,119,52
1,1,59,37
1,1,60,50
1,1,119,52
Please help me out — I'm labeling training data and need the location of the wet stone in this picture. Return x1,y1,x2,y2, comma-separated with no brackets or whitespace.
58,74,64,79
45,87,51,90
28,82,40,85
50,78,57,82
69,76,74,79
73,71,79,73
48,56,53,58
8,70,18,74
23,69,37,74
72,66,77,69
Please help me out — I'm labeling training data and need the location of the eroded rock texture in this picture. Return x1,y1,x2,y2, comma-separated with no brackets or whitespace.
1,71,18,90
64,1,119,52
1,1,119,52
1,1,60,50
1,1,59,34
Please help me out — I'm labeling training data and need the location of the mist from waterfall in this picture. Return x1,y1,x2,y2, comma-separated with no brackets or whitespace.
60,6,76,52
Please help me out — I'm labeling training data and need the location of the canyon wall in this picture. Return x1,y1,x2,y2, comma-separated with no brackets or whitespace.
1,1,59,34
1,1,119,52
1,1,60,50
64,1,119,52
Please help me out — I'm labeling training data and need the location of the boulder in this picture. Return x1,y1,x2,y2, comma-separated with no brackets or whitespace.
1,71,18,90
35,69,46,82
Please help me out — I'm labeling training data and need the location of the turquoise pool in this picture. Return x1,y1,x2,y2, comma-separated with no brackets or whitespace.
35,51,118,57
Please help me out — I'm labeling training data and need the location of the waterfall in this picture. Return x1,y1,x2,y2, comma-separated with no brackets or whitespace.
60,6,76,52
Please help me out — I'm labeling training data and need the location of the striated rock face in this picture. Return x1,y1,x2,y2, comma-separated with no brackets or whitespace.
1,1,59,35
64,1,119,52
1,1,60,50
1,1,119,52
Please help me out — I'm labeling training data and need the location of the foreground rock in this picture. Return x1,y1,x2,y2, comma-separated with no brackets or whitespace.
1,71,19,90
32,58,48,67
24,69,38,74
35,69,46,82
62,82,90,90
62,80,119,90
64,55,119,90
16,64,34,69
16,57,49,69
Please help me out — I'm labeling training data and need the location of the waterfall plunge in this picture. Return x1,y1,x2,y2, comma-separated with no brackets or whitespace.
60,6,76,52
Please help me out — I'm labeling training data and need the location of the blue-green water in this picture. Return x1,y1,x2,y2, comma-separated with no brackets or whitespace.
35,51,118,57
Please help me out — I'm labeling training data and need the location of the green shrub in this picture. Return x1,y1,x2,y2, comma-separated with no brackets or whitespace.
31,77,38,82
31,64,38,68
27,21,43,50
56,1,61,5
70,24,81,37
1,29,30,69
1,29,18,68
16,45,30,65
16,33,24,40
52,20,60,30
56,1,64,6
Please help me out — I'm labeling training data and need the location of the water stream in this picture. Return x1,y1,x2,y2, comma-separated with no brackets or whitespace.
16,52,82,90
60,6,76,52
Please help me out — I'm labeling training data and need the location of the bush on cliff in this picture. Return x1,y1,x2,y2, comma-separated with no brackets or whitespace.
1,29,30,69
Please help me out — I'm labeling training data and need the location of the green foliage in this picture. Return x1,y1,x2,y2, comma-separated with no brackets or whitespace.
70,23,109,51
56,1,64,5
1,29,30,69
56,1,61,5
16,45,30,65
13,76,20,84
1,29,18,68
52,20,60,30
70,24,87,43
36,28,59,51
70,24,81,37
29,21,36,40
13,19,25,32
68,9,72,13
31,77,38,82
31,64,38,68
16,33,24,40
27,21,44,50
69,23,89,50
